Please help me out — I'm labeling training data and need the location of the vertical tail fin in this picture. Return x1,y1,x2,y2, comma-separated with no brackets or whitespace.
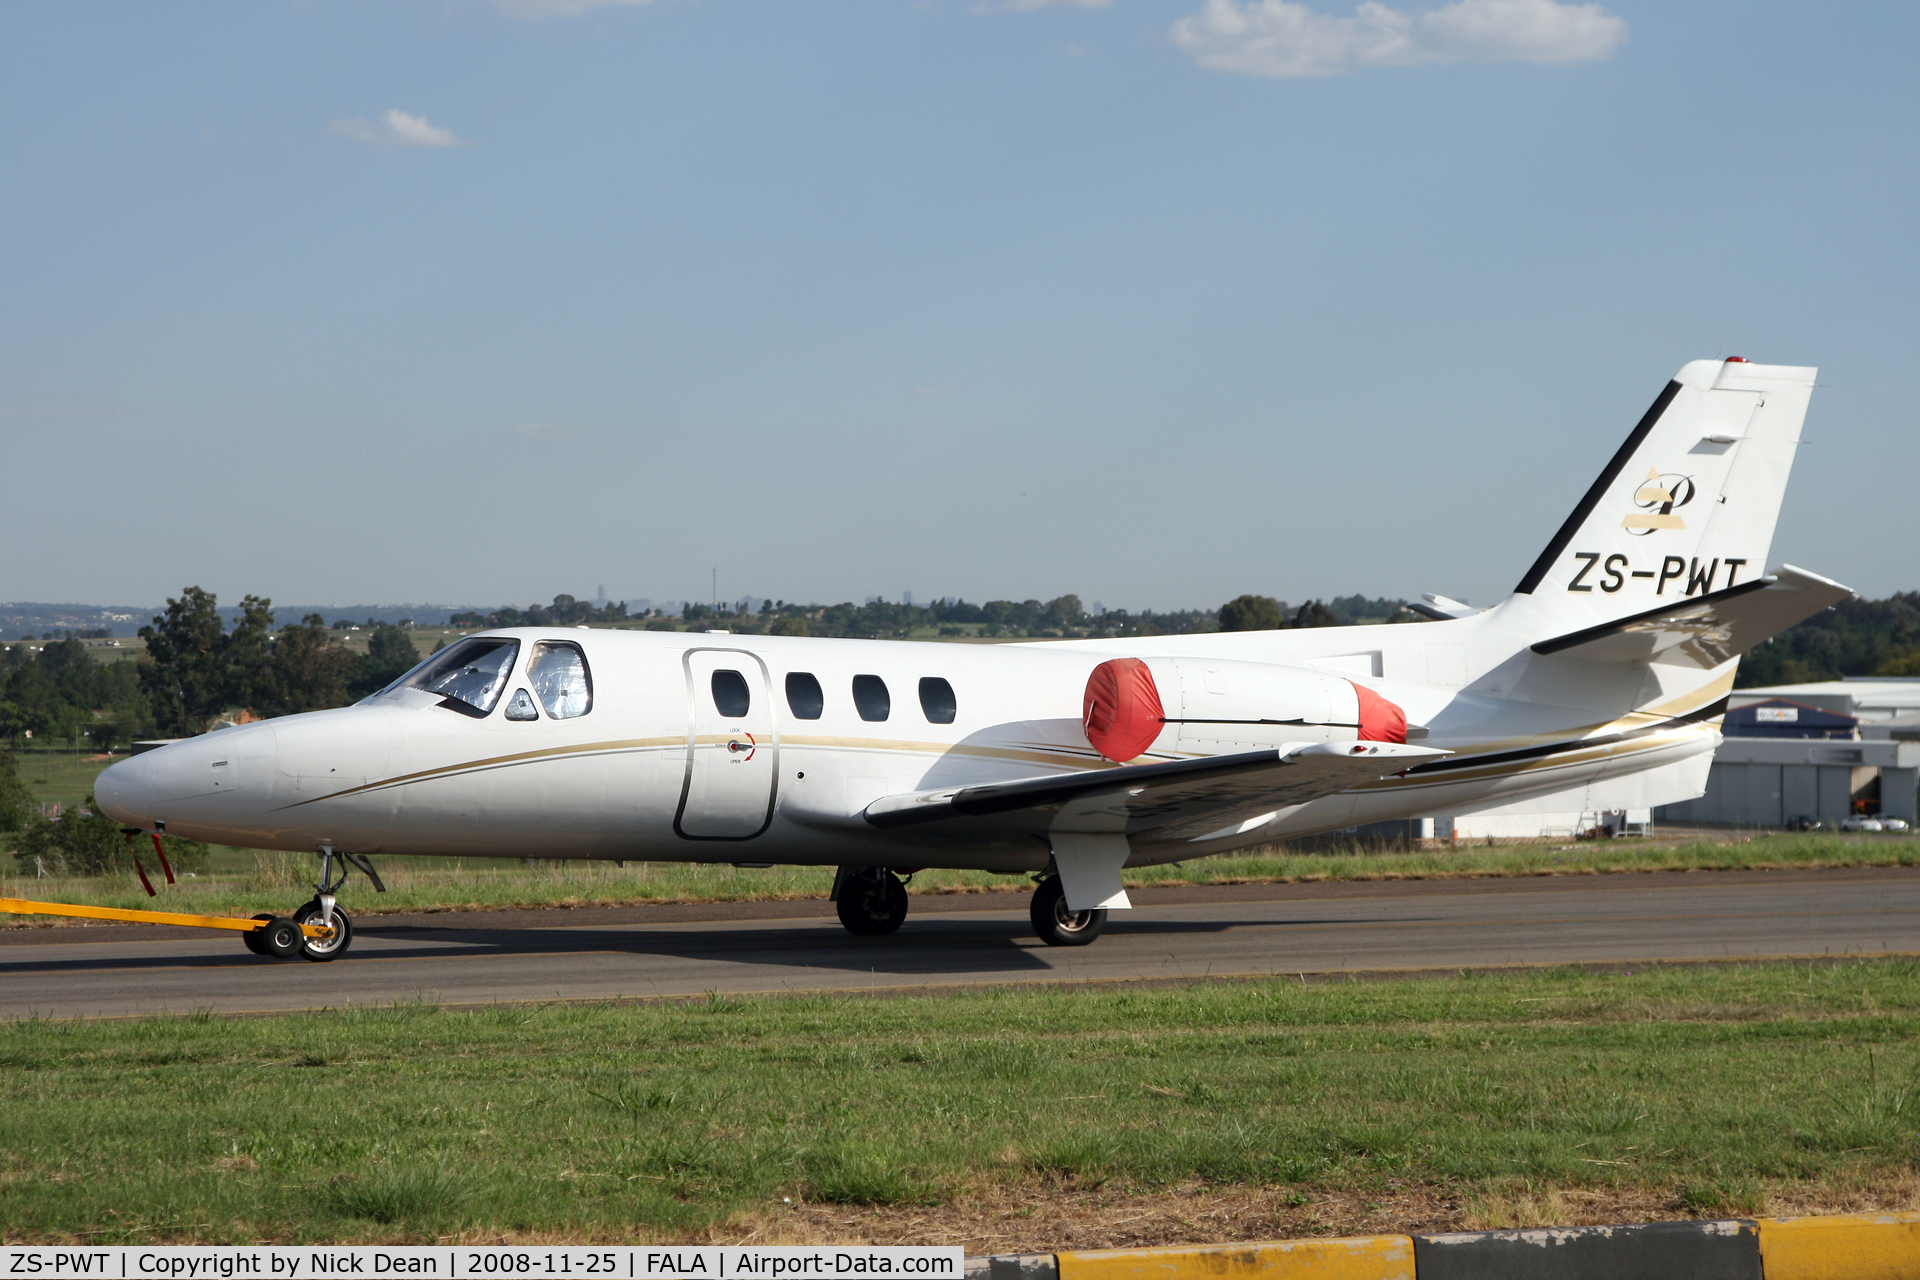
1512,358,1815,626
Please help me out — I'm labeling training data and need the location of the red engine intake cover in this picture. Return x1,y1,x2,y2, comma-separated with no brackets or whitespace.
1351,681,1407,744
1083,658,1165,763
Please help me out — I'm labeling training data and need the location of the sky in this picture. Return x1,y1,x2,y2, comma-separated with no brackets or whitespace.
2,0,1915,614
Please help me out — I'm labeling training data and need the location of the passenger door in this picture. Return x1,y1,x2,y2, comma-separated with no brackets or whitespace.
675,648,778,840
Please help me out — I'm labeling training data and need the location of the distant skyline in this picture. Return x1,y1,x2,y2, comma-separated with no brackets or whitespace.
3,1,1915,610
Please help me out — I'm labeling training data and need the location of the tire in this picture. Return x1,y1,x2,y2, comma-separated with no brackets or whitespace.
242,913,277,956
294,899,353,962
835,867,909,937
1030,875,1106,947
259,916,305,958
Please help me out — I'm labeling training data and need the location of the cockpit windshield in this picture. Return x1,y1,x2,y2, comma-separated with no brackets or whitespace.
375,637,520,716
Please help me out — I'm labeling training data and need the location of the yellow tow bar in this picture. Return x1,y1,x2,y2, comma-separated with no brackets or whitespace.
0,898,333,938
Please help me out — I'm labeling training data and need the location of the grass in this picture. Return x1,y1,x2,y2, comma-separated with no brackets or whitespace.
5,832,1920,924
4,959,1920,1243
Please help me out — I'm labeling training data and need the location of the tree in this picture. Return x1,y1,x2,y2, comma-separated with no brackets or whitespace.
1883,650,1920,677
1737,592,1920,686
1219,595,1286,632
348,624,420,699
264,615,352,715
0,701,26,751
1046,595,1085,630
1291,600,1340,629
223,594,276,711
769,616,811,637
138,587,228,735
0,750,33,834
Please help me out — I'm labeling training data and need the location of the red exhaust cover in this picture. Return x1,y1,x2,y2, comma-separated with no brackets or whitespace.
1083,658,1165,763
1352,681,1407,743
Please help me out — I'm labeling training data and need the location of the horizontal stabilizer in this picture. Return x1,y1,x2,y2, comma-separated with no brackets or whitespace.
1408,593,1481,621
1530,565,1852,668
864,740,1446,845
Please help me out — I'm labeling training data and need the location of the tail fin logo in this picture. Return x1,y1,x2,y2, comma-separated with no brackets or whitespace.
1621,469,1694,535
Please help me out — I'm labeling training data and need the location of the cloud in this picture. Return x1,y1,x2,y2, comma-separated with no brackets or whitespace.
490,0,659,17
327,110,463,150
1169,0,1626,77
511,422,589,438
974,0,1112,12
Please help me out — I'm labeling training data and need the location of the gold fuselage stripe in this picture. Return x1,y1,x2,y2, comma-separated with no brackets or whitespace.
283,678,1727,813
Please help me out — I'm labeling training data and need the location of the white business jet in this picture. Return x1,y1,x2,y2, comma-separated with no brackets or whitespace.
96,359,1849,960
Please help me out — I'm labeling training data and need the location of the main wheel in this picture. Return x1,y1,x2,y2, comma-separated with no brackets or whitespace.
294,899,353,962
1030,875,1106,947
835,867,909,937
242,913,277,956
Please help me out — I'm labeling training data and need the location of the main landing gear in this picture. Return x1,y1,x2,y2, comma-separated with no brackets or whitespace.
834,865,909,936
242,847,379,962
1029,873,1106,947
829,865,1108,947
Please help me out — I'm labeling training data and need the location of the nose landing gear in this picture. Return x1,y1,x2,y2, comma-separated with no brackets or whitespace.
241,847,373,962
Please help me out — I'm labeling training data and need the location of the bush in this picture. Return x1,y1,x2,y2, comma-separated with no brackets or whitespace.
10,794,209,878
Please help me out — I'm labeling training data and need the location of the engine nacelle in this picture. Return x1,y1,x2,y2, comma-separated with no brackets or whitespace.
1083,657,1405,763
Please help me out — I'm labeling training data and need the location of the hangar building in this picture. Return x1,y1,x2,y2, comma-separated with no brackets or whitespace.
1653,678,1920,828
1340,679,1920,845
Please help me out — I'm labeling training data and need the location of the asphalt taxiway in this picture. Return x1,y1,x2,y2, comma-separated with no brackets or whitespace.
3,868,1917,1019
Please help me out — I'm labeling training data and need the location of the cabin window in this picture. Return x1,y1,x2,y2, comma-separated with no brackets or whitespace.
785,672,824,720
504,689,540,721
528,641,593,719
918,676,957,724
379,636,520,716
852,674,890,722
712,669,751,718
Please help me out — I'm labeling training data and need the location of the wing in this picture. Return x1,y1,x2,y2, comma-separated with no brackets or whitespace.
863,740,1447,846
1530,564,1853,668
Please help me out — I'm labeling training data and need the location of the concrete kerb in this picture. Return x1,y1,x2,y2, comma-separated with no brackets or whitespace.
1413,1220,1758,1280
962,1211,1920,1280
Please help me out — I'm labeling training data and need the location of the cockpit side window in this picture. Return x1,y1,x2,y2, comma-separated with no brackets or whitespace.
376,637,520,716
528,641,592,719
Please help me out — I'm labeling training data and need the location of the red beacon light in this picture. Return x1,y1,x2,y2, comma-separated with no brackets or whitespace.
1725,356,1749,363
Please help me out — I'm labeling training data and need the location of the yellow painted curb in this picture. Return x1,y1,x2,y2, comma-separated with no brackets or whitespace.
1757,1212,1920,1280
1057,1237,1413,1280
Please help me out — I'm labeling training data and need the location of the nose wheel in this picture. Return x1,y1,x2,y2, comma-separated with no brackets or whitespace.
241,847,365,961
293,898,353,960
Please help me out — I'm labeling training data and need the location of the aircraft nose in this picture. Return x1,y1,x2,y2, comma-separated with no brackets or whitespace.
95,752,155,827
